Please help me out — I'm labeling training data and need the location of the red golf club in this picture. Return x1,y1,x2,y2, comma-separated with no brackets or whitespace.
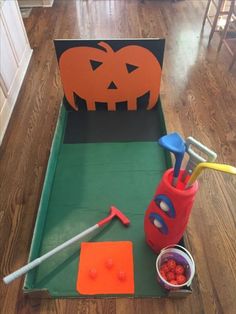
3,206,130,284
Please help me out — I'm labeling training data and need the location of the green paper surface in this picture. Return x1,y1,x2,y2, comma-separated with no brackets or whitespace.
24,105,173,297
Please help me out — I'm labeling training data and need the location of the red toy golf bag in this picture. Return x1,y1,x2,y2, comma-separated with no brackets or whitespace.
144,168,198,253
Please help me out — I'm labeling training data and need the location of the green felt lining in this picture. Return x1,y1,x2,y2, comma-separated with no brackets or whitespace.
24,103,173,297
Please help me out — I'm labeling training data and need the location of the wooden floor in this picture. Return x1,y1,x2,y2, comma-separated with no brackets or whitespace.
1,0,236,313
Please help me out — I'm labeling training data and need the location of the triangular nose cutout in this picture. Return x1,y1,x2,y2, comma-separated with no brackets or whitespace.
126,63,139,73
108,81,117,89
90,60,103,71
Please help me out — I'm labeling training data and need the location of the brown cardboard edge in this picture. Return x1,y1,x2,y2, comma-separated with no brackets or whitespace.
23,288,52,299
22,287,192,299
168,288,192,298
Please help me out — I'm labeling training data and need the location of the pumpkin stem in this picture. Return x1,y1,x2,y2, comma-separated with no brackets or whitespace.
98,41,114,53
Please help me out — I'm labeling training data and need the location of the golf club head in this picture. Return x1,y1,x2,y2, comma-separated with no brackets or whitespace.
186,162,236,188
158,132,186,185
158,132,186,155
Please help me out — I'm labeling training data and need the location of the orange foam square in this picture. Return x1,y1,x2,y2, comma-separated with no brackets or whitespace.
77,241,134,295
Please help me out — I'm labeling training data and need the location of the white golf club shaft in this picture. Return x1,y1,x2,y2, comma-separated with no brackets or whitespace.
3,224,98,284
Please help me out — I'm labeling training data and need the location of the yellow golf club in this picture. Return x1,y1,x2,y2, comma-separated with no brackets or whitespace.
185,162,236,189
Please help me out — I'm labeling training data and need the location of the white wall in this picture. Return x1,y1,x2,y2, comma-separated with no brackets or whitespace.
0,0,32,145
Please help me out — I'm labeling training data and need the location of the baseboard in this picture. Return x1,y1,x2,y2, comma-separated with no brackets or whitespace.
18,0,54,8
0,46,33,145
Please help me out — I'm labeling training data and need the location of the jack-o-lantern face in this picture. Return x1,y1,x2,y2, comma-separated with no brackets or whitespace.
59,41,162,111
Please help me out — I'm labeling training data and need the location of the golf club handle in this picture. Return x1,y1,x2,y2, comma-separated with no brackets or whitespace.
181,170,190,183
181,159,198,182
172,154,185,187
172,176,178,187
3,224,98,284
185,181,192,189
3,258,41,284
185,172,198,189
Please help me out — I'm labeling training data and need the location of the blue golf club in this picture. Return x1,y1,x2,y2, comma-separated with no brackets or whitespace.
158,132,186,187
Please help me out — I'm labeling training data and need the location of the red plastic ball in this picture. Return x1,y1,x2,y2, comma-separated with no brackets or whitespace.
167,259,176,270
166,271,175,282
175,264,185,275
169,280,178,285
160,262,169,274
160,270,167,280
176,274,187,285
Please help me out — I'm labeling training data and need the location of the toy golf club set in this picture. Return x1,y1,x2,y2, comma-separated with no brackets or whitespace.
3,39,236,298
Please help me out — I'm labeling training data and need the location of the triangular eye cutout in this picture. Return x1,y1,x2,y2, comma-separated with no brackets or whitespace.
90,60,103,71
108,81,117,89
126,63,139,73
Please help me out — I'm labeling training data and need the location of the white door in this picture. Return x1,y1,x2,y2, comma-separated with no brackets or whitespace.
0,0,32,145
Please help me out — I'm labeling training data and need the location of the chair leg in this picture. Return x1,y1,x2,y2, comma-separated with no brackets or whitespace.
208,0,224,45
202,0,212,30
229,54,236,70
217,1,235,52
217,14,232,52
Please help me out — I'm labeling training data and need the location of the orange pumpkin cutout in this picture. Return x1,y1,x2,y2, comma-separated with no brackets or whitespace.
59,41,162,111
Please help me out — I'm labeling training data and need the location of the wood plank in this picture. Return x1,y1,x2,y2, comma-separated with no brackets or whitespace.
0,0,236,313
